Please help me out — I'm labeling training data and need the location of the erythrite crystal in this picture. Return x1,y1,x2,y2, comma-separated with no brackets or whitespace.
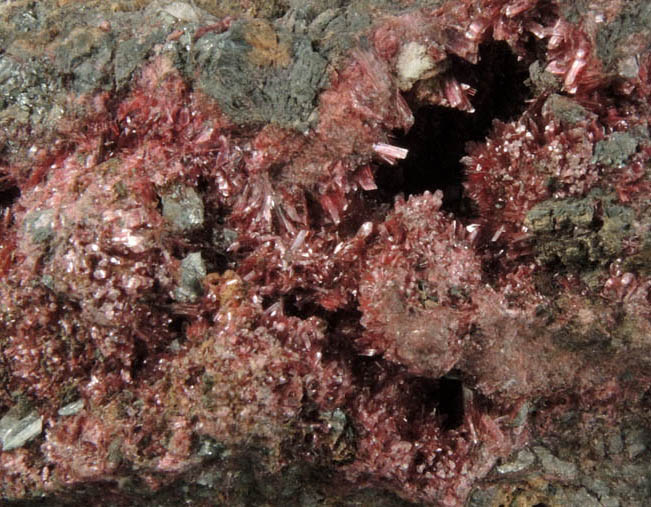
359,191,481,378
0,0,651,505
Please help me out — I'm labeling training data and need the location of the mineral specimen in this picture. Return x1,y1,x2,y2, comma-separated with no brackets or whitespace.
0,0,650,506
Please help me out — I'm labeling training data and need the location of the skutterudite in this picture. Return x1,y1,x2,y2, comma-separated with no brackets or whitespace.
0,0,650,506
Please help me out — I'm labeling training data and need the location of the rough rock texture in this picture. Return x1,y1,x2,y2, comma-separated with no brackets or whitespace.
0,0,650,506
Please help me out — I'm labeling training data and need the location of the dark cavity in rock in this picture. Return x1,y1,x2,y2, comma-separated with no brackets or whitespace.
375,40,530,215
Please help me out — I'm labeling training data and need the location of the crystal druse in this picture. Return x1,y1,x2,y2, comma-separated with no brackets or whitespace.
0,0,650,505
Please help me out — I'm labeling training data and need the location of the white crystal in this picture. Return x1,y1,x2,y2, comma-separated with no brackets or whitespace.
0,411,43,451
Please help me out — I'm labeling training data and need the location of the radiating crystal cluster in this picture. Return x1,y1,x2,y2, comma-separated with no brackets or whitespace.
0,0,650,505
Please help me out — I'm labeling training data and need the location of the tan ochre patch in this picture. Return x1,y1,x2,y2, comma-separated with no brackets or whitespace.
244,20,291,68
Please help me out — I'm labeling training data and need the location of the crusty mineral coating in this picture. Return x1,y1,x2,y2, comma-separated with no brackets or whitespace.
359,191,480,378
0,0,650,505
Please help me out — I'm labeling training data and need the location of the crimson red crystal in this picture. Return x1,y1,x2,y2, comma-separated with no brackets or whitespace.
1,0,650,505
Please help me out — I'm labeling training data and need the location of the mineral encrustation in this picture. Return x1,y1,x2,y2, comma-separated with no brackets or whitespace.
1,0,650,506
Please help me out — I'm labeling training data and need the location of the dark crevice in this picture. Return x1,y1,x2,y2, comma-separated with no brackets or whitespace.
437,374,465,430
278,293,468,437
350,354,466,434
202,196,235,273
641,388,651,409
280,292,469,435
402,374,465,435
168,315,189,337
131,337,149,378
282,290,324,320
374,40,531,216
0,182,20,209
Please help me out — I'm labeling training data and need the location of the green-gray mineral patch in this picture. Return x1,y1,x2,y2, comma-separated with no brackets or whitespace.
525,191,634,270
161,185,205,231
24,208,56,244
114,30,167,89
320,408,357,463
304,5,371,59
0,55,64,131
543,94,589,125
54,27,116,93
175,252,206,303
592,131,638,167
596,2,651,73
191,19,327,130
527,60,561,93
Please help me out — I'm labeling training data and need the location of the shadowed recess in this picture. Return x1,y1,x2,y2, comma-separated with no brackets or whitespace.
404,374,465,434
0,182,20,209
375,40,531,215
